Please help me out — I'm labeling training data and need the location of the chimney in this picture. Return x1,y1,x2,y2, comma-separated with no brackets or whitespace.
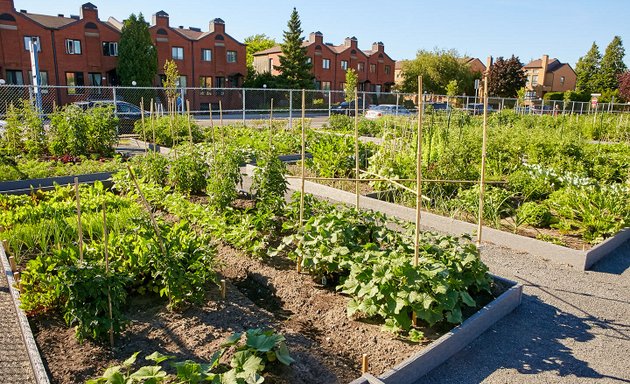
344,36,358,48
540,54,549,88
152,10,169,27
372,41,384,52
309,31,323,44
80,2,98,20
58,14,64,17
209,18,225,33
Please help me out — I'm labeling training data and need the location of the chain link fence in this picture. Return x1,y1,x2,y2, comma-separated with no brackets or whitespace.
1,85,628,127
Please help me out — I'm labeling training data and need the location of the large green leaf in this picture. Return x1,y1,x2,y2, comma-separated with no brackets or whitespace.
274,342,295,365
145,351,174,364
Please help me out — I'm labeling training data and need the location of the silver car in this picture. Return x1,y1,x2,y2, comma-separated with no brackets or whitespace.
364,104,411,119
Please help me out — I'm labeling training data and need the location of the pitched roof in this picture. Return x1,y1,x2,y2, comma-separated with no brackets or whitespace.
524,58,559,69
23,12,75,28
175,28,207,40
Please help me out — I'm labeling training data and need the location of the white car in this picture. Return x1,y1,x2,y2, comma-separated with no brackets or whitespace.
364,104,411,119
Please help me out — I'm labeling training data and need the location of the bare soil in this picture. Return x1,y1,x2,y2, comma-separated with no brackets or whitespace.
30,238,505,384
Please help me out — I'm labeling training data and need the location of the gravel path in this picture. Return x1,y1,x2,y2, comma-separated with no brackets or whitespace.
0,269,36,384
419,240,630,384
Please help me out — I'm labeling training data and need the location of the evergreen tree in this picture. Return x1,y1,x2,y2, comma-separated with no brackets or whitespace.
276,8,314,89
575,42,601,93
599,36,627,91
117,13,157,87
487,55,526,98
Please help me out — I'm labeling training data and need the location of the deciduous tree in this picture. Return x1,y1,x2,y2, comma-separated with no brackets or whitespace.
276,8,314,89
244,34,277,77
487,55,526,98
400,49,478,95
117,13,157,87
344,69,358,102
618,71,630,101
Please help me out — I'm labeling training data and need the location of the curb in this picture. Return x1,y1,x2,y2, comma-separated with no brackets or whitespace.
1,244,50,384
349,275,522,384
0,172,113,195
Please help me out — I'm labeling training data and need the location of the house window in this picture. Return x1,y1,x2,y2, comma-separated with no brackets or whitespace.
24,36,41,52
66,72,84,94
323,58,330,69
65,39,82,55
532,75,538,86
215,76,225,88
199,76,212,88
370,64,376,73
321,81,331,91
89,73,102,86
6,70,24,85
27,71,48,86
102,42,118,56
176,76,187,88
357,62,365,72
227,51,237,63
172,47,184,60
384,65,391,75
560,76,565,85
341,60,348,70
201,49,212,62
315,81,321,90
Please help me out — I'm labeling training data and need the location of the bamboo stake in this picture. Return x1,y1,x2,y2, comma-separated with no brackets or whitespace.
140,97,147,153
9,256,16,272
74,177,84,262
186,99,193,145
354,88,360,209
126,165,167,257
13,271,20,287
103,202,114,348
414,76,424,268
361,354,368,374
298,89,306,274
269,98,274,150
220,279,227,299
477,57,492,247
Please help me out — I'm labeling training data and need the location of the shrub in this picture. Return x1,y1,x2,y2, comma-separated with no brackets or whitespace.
130,152,169,186
543,92,564,101
1,100,45,157
517,201,554,228
168,145,208,195
136,114,203,147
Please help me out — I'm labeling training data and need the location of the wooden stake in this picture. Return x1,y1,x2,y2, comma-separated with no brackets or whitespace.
186,99,193,145
477,57,493,247
103,202,114,348
412,311,418,327
140,97,147,153
298,89,306,274
414,76,424,268
74,177,84,262
361,354,368,374
220,279,227,299
354,88,360,209
9,256,16,272
13,271,20,286
1,239,9,255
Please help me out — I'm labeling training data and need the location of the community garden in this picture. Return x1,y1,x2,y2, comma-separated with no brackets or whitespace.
0,96,628,383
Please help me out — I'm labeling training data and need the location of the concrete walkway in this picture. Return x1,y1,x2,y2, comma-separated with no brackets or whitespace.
0,269,36,384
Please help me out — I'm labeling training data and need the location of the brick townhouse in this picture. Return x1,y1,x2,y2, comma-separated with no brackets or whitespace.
0,0,246,110
253,31,396,97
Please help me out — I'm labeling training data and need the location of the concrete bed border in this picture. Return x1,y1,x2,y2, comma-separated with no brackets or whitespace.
274,171,627,270
0,172,113,195
349,275,522,384
1,244,50,384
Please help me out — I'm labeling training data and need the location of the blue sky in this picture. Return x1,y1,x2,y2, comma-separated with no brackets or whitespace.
15,0,630,67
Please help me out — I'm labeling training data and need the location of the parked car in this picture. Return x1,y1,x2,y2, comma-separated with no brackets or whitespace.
463,103,494,115
424,102,452,111
74,100,145,134
330,99,364,116
530,105,553,115
364,104,412,119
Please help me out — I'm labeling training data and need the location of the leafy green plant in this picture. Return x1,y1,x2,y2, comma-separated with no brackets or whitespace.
130,152,169,186
136,115,202,147
252,149,288,213
168,145,209,195
207,147,243,210
1,100,45,157
516,201,554,228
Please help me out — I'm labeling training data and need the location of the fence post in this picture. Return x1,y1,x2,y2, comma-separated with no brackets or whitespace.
242,88,246,125
112,87,118,118
328,89,332,118
362,92,366,114
289,89,293,129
